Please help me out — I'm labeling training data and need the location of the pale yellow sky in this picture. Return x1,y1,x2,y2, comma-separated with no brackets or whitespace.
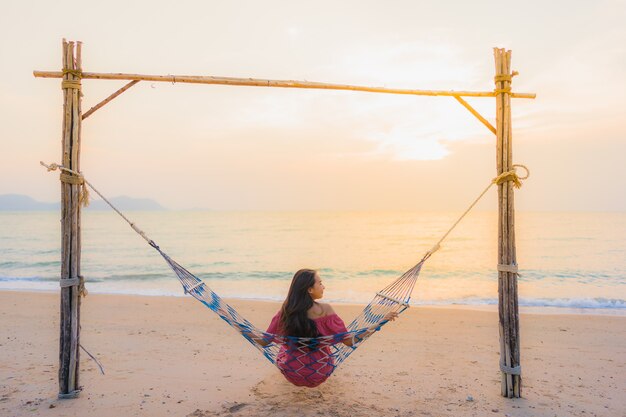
1,0,625,210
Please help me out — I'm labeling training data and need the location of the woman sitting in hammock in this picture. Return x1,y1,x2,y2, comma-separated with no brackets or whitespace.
258,269,398,387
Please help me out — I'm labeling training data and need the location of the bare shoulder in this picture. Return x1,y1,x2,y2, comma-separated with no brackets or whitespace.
308,302,336,319
319,303,336,316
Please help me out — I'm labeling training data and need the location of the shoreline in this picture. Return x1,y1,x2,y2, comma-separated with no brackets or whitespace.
1,288,625,317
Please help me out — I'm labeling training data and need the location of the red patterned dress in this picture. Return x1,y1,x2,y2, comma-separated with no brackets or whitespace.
266,312,349,387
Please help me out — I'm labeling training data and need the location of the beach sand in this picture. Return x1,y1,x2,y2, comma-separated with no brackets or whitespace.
0,291,624,417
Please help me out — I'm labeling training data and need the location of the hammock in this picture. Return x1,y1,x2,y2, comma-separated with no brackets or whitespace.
152,240,424,386
41,161,527,387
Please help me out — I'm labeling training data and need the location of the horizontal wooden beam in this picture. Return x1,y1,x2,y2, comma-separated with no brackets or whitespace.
33,70,536,99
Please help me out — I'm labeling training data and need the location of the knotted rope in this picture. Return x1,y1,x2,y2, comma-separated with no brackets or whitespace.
40,161,155,246
493,164,529,188
59,275,88,297
61,80,82,90
492,164,528,277
493,71,518,95
500,361,521,376
494,75,513,83
42,162,90,207
61,68,82,91
42,162,91,296
62,69,82,77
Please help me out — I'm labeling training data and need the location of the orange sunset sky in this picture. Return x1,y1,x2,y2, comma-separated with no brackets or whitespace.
1,0,625,211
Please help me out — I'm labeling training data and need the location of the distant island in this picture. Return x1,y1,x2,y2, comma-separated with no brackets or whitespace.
0,194,165,211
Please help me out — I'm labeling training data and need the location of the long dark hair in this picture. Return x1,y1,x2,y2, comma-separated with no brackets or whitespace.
280,269,319,338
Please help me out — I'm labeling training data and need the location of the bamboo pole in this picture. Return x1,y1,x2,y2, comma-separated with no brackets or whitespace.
494,47,521,398
59,39,71,397
33,70,536,99
74,40,84,392
82,80,140,120
58,39,83,399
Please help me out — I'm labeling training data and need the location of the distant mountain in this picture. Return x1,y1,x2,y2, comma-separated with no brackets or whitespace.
0,194,59,211
87,195,165,211
0,194,165,211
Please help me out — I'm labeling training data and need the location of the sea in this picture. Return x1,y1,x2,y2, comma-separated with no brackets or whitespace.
1,210,624,315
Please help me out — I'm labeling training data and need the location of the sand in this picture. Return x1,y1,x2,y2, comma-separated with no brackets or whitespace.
0,291,624,417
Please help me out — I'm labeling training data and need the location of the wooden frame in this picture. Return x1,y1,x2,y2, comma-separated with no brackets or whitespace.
35,40,533,399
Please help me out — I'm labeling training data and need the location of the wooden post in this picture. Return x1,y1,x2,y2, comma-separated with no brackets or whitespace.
58,39,83,399
494,48,521,398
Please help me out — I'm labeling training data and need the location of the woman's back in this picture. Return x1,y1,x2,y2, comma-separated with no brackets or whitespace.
266,305,349,388
260,268,397,387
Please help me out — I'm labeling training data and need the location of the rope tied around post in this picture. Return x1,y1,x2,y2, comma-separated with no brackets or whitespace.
62,69,82,77
61,80,82,90
497,264,519,274
493,164,529,189
500,361,522,376
493,88,511,95
419,164,530,261
43,162,90,207
59,275,88,297
494,72,518,83
493,71,518,95
62,68,82,94
40,161,156,246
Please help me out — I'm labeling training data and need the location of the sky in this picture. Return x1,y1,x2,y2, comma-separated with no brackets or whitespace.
1,0,625,211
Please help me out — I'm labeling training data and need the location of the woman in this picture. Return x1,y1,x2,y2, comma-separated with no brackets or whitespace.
261,269,398,387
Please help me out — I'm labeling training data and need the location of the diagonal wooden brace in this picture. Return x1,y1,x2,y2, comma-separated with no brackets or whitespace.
82,80,140,120
453,95,496,135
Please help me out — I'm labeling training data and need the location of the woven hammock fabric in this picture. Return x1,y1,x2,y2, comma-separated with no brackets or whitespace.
149,241,424,386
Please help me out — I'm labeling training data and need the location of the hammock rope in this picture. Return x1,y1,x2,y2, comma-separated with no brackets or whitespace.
425,163,529,260
40,160,528,386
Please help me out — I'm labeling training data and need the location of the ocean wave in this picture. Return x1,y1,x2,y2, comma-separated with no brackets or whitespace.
94,272,171,282
0,280,624,312
0,275,58,282
0,260,59,269
185,261,234,269
0,273,170,283
195,271,293,281
410,297,626,310
2,267,623,285
517,270,624,284
519,297,626,309
91,270,294,282
355,269,400,276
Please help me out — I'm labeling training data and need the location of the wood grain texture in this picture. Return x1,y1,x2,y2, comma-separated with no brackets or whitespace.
494,48,521,398
33,70,536,99
58,39,83,399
